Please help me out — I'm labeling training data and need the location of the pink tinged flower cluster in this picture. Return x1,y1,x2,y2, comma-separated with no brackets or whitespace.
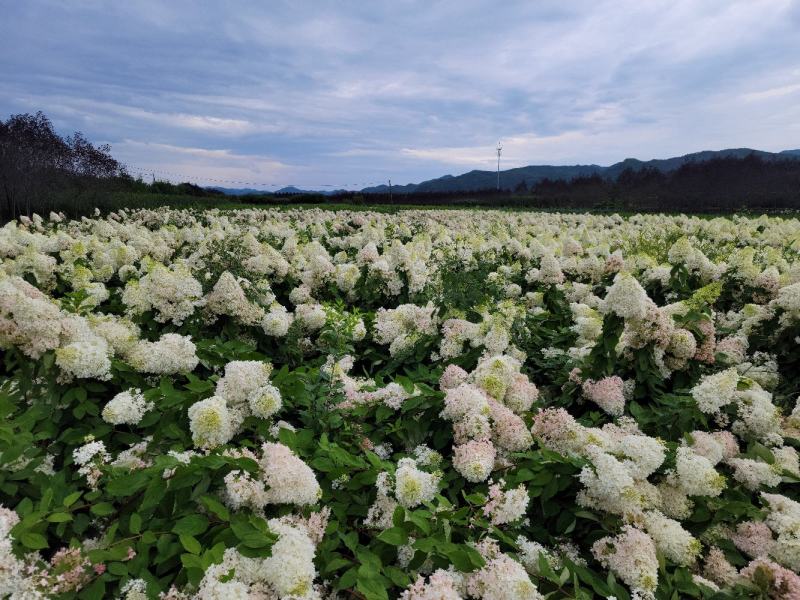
258,442,321,506
740,558,800,600
452,438,496,483
440,364,469,390
731,521,775,558
483,481,530,525
488,399,533,451
465,553,544,600
530,408,585,456
400,570,462,600
582,375,626,416
592,526,659,597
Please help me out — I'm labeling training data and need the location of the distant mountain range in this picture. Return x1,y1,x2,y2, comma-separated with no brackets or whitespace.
209,186,344,196
209,148,800,196
361,148,800,194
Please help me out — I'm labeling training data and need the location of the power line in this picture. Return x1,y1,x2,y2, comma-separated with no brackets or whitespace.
124,165,386,190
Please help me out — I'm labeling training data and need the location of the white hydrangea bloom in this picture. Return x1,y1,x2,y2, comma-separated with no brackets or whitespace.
259,442,321,506
726,458,781,491
691,368,740,414
466,552,544,600
394,458,440,508
102,389,153,425
672,447,726,497
215,360,273,408
642,510,701,566
188,396,234,449
127,333,199,374
602,274,650,321
205,271,265,325
249,384,282,419
262,518,319,598
55,337,112,381
592,526,658,597
121,263,203,325
262,303,293,337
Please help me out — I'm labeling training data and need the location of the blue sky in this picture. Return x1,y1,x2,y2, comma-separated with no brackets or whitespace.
2,0,800,189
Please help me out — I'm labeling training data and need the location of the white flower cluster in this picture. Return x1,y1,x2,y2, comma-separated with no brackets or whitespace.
373,302,438,356
222,441,322,511
437,301,524,360
127,333,199,375
483,480,529,525
691,368,740,414
205,271,266,326
592,526,658,598
122,262,203,325
72,439,110,489
394,457,441,508
102,389,153,425
196,516,322,599
0,505,27,597
188,360,281,448
325,354,416,410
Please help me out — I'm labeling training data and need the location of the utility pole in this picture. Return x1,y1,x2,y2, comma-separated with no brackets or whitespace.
496,142,503,191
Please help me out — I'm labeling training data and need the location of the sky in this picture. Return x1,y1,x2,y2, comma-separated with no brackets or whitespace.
2,0,800,189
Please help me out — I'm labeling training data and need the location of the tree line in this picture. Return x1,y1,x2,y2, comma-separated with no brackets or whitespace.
0,112,126,220
264,155,799,213
0,112,234,220
2,110,800,219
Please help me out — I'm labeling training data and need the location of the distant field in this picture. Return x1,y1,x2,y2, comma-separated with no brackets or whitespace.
49,190,800,219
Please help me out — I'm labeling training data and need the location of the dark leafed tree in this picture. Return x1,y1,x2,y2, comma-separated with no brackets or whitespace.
0,111,125,220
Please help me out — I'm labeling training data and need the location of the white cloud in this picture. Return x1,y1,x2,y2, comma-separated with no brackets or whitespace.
3,0,800,184
742,82,800,102
112,140,299,187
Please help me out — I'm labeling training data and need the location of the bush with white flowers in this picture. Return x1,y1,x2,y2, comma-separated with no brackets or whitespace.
0,206,799,599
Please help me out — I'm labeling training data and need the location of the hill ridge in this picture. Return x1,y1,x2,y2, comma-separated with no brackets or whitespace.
361,147,800,193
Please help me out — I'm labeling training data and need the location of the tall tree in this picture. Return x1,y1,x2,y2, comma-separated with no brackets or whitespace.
0,111,124,220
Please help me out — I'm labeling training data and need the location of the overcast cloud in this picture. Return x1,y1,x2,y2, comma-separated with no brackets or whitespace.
2,0,799,188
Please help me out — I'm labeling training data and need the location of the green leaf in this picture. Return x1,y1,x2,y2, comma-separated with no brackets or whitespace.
407,511,430,535
180,534,202,554
62,491,82,507
46,512,73,523
751,442,775,464
356,572,389,600
39,488,54,511
107,561,128,576
230,515,275,549
384,565,412,588
337,567,358,590
90,502,116,516
391,505,406,528
140,477,167,510
322,556,352,574
173,514,209,536
142,530,157,544
200,495,230,521
20,532,48,550
129,513,142,534
106,470,150,497
377,527,408,546
439,543,485,572
181,553,204,569
79,578,105,600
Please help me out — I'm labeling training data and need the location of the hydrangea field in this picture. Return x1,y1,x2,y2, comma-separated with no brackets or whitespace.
2,207,800,600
